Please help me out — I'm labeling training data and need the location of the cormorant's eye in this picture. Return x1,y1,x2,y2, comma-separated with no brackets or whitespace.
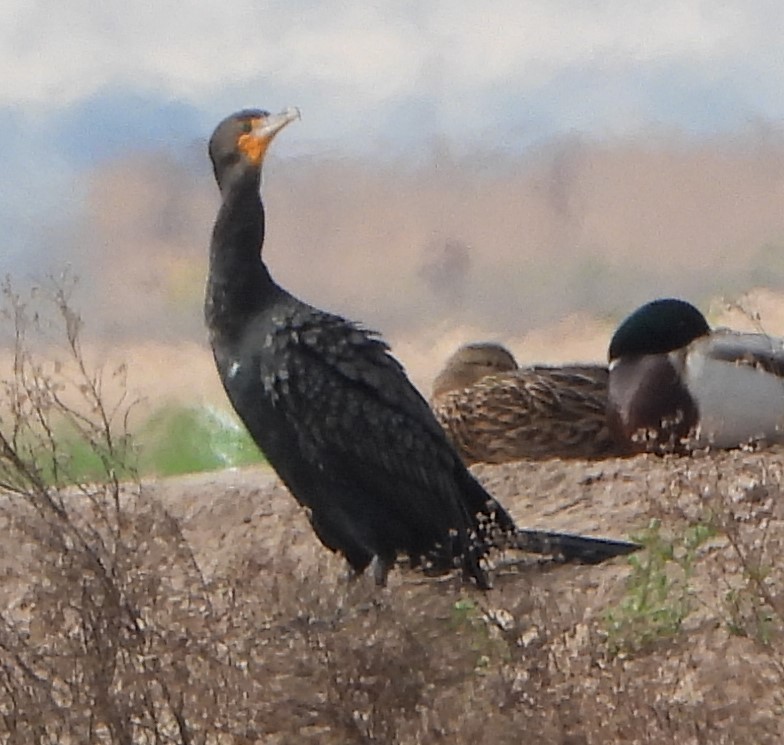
241,120,253,134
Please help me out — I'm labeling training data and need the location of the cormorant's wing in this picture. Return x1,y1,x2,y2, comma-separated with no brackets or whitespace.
262,302,637,565
263,305,487,529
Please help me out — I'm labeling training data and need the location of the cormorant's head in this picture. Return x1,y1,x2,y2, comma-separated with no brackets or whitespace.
608,298,711,362
431,342,518,398
209,107,300,191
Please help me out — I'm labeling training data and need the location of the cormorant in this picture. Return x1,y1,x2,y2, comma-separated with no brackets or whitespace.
205,108,638,589
431,342,617,463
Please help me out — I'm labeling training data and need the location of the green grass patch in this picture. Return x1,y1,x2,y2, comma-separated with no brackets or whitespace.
137,404,265,477
23,404,265,486
29,425,136,487
603,520,714,656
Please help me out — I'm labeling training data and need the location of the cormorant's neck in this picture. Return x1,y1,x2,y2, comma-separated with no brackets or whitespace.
206,171,279,335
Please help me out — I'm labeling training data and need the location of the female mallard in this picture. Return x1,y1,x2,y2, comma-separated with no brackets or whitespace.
430,342,616,464
607,297,784,454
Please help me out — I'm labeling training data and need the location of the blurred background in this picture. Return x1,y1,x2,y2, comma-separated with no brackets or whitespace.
3,0,784,405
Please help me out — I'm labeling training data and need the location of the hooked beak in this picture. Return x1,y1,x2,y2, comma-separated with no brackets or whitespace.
253,107,301,140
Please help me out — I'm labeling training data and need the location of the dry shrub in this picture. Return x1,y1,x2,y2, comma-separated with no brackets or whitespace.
0,279,483,744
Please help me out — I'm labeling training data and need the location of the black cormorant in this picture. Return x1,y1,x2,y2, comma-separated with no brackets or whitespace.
205,108,638,589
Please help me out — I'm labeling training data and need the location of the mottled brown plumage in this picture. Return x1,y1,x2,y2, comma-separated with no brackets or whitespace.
431,343,618,464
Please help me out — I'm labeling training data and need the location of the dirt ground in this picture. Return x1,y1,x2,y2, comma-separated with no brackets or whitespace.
170,450,784,743
4,446,778,743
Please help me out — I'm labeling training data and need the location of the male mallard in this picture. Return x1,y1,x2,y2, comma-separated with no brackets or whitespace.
607,297,784,454
430,342,616,464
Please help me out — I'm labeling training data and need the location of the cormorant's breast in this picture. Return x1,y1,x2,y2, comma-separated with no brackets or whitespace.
211,297,312,472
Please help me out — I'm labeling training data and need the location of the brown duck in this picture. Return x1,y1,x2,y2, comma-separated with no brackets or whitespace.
430,342,617,464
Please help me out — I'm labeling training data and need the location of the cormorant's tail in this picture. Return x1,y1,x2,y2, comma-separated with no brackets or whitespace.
509,529,640,564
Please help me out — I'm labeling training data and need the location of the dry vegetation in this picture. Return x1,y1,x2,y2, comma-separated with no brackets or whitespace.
2,285,784,744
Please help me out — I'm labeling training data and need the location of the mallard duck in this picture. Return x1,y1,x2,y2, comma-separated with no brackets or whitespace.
607,297,784,454
430,342,615,464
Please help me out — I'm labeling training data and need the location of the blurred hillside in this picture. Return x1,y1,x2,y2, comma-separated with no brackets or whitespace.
63,129,784,337
6,127,784,399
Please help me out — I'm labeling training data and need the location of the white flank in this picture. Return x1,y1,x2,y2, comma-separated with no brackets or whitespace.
685,332,784,448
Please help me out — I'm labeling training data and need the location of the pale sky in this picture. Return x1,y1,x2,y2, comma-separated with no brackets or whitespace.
3,1,783,140
2,0,783,276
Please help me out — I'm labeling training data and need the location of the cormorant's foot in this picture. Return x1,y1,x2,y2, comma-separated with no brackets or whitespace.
467,567,493,591
370,555,391,587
